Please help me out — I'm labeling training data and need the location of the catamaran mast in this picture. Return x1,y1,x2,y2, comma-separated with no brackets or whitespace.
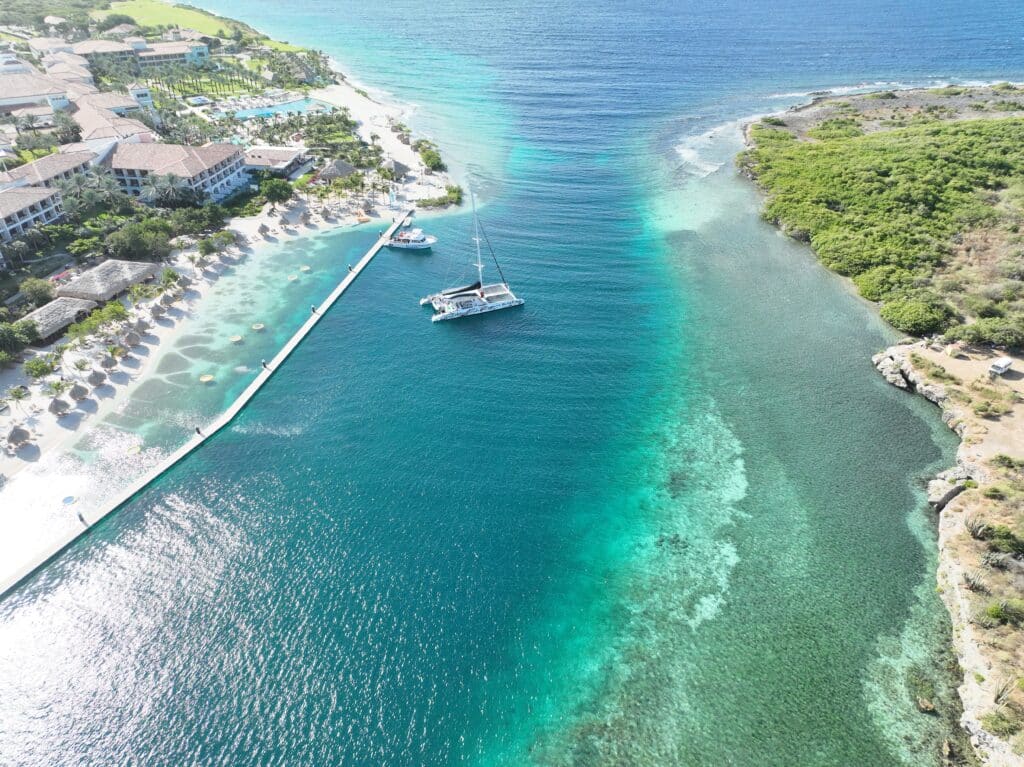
471,191,485,291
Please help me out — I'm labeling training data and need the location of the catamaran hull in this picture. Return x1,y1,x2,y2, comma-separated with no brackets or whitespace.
432,298,525,322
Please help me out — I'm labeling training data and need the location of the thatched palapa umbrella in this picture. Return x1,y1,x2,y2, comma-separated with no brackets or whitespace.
160,292,177,307
124,331,141,347
150,304,165,318
7,425,30,446
87,369,106,386
69,383,89,401
49,398,70,415
100,355,118,370
133,318,150,333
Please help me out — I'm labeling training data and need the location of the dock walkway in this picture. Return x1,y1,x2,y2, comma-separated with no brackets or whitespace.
0,211,414,598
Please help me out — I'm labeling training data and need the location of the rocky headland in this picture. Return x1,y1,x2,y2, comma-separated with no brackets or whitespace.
743,85,1024,765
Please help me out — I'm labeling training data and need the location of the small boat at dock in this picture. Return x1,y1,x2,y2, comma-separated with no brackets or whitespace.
388,228,437,250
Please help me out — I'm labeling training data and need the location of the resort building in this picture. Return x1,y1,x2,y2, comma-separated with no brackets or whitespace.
126,83,154,109
9,105,56,129
43,61,94,84
107,143,247,202
135,41,210,68
73,91,142,116
42,52,94,85
20,297,98,345
0,73,70,114
103,23,139,38
0,53,34,75
0,151,95,189
27,38,73,57
71,39,136,66
243,147,308,177
72,106,155,143
56,259,160,302
0,187,64,242
42,51,90,68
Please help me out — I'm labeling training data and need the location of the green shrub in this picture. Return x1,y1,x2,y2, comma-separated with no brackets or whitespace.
67,302,129,342
67,236,103,257
946,316,1024,348
854,265,915,301
418,185,464,209
981,708,1022,737
19,277,54,307
23,356,55,380
992,454,1024,471
761,116,786,126
807,117,863,140
880,298,952,335
974,399,1013,418
745,115,1024,345
106,219,173,262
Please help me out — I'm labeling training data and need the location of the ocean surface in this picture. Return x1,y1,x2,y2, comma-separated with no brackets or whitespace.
4,1,1024,764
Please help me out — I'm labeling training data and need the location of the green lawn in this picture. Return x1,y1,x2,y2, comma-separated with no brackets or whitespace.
262,39,306,52
92,0,249,36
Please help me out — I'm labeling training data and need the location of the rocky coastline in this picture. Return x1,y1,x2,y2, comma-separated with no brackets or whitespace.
875,343,1022,766
740,84,1024,765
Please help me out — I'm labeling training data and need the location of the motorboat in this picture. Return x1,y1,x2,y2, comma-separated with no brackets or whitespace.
387,227,437,250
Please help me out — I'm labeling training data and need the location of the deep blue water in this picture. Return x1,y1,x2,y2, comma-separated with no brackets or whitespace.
3,1,1024,764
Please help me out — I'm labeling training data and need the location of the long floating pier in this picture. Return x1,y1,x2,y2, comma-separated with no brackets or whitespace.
0,210,414,599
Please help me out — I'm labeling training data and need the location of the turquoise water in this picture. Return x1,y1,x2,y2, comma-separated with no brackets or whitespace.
3,1,1024,764
220,97,331,120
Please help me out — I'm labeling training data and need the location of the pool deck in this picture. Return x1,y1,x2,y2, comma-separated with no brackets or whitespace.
0,211,414,600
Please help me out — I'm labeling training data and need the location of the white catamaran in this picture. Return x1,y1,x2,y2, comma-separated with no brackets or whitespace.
419,195,524,322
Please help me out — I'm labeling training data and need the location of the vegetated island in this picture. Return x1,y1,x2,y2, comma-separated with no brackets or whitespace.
740,85,1024,767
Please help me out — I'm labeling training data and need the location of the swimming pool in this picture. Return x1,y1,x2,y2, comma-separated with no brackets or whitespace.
222,98,332,120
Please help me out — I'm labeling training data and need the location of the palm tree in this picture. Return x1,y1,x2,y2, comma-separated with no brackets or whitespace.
6,386,28,415
95,172,126,208
139,173,193,207
13,114,35,135
3,240,30,267
22,227,48,250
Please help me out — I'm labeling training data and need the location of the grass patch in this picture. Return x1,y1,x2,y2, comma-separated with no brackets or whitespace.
92,0,253,37
261,38,306,52
982,707,1022,737
909,352,961,383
